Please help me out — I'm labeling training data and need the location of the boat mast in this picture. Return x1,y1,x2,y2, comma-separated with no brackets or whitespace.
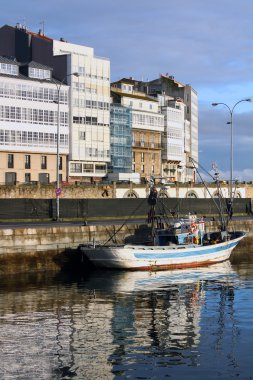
189,158,228,231
147,177,158,243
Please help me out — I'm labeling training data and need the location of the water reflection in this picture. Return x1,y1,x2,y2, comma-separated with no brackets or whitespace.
0,262,252,379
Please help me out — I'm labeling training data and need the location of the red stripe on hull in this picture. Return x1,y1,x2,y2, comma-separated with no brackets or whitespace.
126,258,229,271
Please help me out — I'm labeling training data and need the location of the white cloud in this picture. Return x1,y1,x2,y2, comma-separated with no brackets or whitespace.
198,168,253,183
1,0,252,177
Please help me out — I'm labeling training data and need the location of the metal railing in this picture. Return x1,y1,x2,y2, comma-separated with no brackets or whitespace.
132,142,161,149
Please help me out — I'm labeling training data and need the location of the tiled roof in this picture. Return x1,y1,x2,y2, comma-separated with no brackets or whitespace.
27,31,53,42
0,71,65,85
22,61,53,71
111,77,142,86
0,56,20,65
111,88,158,102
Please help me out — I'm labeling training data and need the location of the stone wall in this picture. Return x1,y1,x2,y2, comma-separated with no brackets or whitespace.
0,182,252,199
0,221,252,274
0,224,137,274
0,183,115,199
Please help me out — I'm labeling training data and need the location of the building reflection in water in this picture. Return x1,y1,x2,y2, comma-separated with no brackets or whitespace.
0,262,239,379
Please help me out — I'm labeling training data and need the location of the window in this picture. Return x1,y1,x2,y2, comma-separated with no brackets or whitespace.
39,173,49,184
125,190,138,198
73,116,97,125
150,134,155,148
59,156,63,170
83,164,93,173
8,154,14,168
186,191,198,198
141,152,144,162
25,155,31,169
29,67,51,80
5,172,16,185
80,131,86,140
70,163,82,173
0,63,18,76
95,164,106,173
41,156,47,169
25,173,31,183
140,133,145,147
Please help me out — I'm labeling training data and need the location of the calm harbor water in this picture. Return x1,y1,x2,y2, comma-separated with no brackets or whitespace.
0,260,253,380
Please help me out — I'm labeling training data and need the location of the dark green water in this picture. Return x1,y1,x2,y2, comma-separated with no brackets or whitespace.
0,260,253,380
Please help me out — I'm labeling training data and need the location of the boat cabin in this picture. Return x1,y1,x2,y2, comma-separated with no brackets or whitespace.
155,219,206,246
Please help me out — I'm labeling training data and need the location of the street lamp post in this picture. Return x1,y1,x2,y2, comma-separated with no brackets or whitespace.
212,99,252,202
53,72,79,221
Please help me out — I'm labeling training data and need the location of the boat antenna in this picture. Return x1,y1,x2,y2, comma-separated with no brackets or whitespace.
189,157,228,231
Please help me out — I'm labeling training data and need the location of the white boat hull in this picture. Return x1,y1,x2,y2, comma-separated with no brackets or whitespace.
81,233,246,270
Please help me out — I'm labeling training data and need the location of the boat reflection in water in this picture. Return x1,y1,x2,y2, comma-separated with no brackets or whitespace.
0,261,245,380
73,261,238,379
89,260,236,293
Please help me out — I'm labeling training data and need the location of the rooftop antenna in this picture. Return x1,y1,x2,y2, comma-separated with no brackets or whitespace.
39,21,45,35
17,18,27,31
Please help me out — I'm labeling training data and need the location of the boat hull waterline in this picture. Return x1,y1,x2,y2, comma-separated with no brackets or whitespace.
81,232,246,270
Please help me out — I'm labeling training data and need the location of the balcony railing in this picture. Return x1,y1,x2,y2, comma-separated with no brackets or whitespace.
132,142,161,149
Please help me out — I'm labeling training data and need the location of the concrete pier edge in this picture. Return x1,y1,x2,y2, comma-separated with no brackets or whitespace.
0,220,252,274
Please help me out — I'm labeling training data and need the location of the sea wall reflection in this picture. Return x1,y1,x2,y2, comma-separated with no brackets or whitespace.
0,262,243,379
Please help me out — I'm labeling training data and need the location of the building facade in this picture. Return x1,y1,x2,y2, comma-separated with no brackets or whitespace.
0,23,111,183
139,74,198,182
0,56,69,184
158,94,192,182
109,104,132,173
52,39,111,182
0,24,198,185
111,79,164,181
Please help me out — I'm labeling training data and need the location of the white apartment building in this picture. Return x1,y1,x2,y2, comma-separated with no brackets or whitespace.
158,95,192,182
139,75,198,183
185,85,198,165
0,56,69,184
53,40,111,182
159,95,184,181
111,79,164,180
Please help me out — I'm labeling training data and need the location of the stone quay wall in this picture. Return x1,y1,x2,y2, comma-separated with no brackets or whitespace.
0,182,252,199
0,220,253,274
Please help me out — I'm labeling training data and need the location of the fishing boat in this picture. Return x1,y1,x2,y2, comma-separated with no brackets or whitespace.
80,164,246,270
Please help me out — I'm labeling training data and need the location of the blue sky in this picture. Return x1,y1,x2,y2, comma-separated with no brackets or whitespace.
1,0,253,180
